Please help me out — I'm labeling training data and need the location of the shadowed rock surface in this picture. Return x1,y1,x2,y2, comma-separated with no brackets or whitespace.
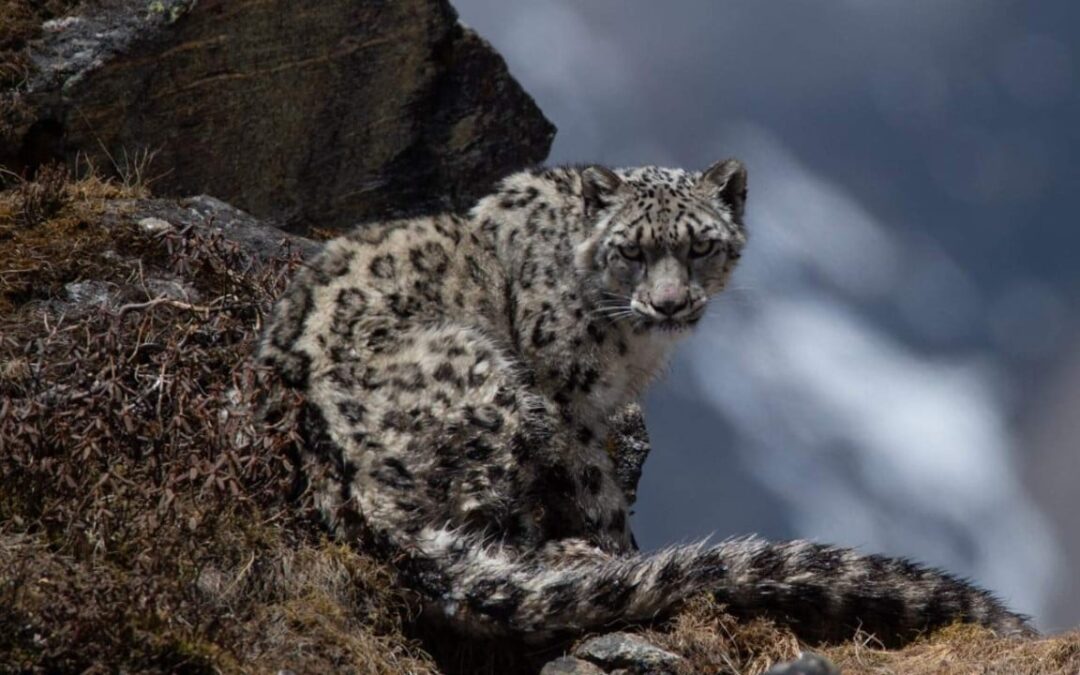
1,0,554,234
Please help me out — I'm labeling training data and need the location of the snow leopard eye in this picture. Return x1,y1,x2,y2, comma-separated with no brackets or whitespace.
689,239,718,259
617,243,644,262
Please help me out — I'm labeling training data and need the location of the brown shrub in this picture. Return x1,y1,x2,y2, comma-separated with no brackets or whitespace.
11,161,68,226
824,623,1080,675
0,172,438,673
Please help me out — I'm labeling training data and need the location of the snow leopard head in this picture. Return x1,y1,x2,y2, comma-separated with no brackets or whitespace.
576,160,747,331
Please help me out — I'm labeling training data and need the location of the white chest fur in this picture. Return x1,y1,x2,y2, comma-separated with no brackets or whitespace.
588,329,684,418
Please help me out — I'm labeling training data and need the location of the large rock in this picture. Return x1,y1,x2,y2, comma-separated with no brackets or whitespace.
572,633,685,675
2,0,554,233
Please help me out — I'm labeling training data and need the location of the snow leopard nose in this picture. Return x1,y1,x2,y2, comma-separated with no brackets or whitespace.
650,282,689,317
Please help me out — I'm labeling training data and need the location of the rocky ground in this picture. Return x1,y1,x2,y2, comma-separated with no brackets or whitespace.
1,1,1079,673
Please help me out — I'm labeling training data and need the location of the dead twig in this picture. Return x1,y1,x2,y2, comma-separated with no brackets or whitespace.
116,296,251,317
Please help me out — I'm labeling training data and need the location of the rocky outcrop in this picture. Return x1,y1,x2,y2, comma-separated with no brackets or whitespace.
1,0,554,234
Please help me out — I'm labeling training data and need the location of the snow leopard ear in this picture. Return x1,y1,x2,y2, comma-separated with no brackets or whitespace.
581,165,625,219
699,158,748,219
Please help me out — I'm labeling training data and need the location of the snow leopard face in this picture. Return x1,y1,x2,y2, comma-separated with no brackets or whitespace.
576,160,748,331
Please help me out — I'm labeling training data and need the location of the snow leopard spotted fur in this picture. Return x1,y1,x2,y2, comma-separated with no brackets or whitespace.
259,160,1032,645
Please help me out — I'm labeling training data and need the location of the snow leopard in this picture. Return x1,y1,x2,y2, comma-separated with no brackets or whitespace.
258,159,1032,645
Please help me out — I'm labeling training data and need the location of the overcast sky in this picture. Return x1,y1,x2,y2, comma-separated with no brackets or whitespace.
453,0,1080,630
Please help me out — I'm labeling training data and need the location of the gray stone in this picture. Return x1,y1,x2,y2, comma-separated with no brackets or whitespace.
3,0,554,234
541,656,608,675
573,632,684,675
137,217,173,234
764,653,842,675
63,280,112,306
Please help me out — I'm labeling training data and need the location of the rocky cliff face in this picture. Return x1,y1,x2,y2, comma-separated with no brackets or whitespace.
2,0,554,233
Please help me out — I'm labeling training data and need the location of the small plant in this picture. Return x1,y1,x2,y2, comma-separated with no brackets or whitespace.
12,161,68,227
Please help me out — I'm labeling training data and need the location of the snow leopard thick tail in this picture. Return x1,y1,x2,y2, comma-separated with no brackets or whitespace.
400,528,1033,645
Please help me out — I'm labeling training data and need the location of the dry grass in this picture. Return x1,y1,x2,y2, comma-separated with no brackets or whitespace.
1,169,1077,674
637,596,803,674
0,162,147,313
634,591,1080,675
824,623,1080,675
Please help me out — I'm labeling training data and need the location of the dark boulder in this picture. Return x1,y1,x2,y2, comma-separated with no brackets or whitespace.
1,0,555,234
